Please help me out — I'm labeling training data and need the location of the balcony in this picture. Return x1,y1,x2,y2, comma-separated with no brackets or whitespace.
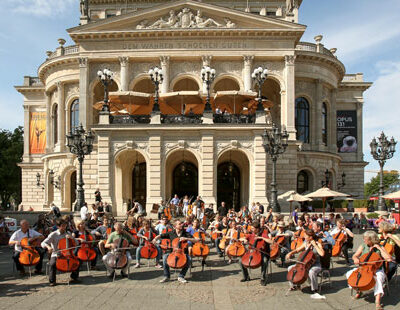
110,115,151,124
213,113,255,124
161,114,203,124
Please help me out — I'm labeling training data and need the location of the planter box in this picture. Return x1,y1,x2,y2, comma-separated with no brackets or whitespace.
354,208,368,213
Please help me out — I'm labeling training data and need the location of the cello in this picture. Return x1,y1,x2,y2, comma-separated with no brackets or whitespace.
270,235,286,260
167,238,188,269
347,247,383,291
77,230,97,262
286,244,316,285
56,236,80,273
332,229,347,257
160,226,173,252
192,231,210,258
106,237,130,270
227,227,246,257
19,230,41,267
241,235,263,269
291,229,305,251
140,221,158,260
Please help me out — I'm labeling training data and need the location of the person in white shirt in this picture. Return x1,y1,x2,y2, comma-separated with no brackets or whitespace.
80,203,88,221
9,220,45,275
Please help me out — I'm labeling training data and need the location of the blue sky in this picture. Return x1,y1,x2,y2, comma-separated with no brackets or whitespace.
1,0,399,183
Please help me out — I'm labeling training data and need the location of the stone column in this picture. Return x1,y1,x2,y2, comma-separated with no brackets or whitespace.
45,91,51,152
314,79,323,149
201,55,212,94
119,56,129,91
160,56,170,94
243,55,254,92
356,101,363,161
79,57,90,127
252,133,269,206
284,55,296,140
56,82,65,152
330,89,337,153
201,134,216,206
97,132,113,213
23,105,30,161
147,133,162,212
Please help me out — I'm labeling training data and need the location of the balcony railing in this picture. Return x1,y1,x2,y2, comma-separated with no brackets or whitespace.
295,42,333,57
161,114,203,124
213,113,255,124
110,115,151,124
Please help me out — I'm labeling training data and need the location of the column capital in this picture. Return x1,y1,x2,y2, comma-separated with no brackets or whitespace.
160,56,170,66
243,55,254,65
79,57,88,68
284,55,296,66
202,55,212,66
118,56,129,66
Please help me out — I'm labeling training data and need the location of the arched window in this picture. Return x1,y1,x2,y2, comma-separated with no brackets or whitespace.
52,104,58,145
70,99,79,132
322,102,328,145
297,170,309,194
295,97,309,143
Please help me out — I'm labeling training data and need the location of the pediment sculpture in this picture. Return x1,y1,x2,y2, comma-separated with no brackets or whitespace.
136,8,236,29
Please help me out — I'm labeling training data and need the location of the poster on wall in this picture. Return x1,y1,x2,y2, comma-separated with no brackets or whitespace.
337,110,357,153
29,112,46,154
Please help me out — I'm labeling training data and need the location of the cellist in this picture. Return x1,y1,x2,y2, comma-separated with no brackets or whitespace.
224,221,246,264
41,218,80,286
239,221,272,285
9,219,45,276
92,217,111,256
134,219,162,268
330,218,354,264
377,221,400,281
286,229,325,297
187,219,209,266
73,220,99,270
152,219,199,283
345,231,394,310
269,221,293,267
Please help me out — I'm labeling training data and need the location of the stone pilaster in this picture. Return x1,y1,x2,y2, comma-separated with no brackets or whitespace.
119,56,129,91
97,133,112,212
160,56,170,94
252,133,269,206
201,55,212,93
200,134,216,206
243,55,254,92
45,92,51,152
330,89,337,153
79,57,89,127
147,134,162,212
55,82,65,152
314,79,323,149
284,55,296,140
23,105,30,161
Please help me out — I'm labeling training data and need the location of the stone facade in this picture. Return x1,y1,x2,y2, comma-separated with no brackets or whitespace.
16,0,370,215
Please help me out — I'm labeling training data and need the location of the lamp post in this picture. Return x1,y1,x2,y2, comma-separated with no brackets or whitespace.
201,66,216,112
149,66,163,112
337,172,346,189
49,169,61,189
262,123,289,212
97,69,114,112
66,124,95,211
252,67,268,111
370,132,397,211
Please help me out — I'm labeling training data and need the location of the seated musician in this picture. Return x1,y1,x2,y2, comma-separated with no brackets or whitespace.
41,218,80,286
330,219,354,264
269,215,280,231
91,217,110,256
187,219,208,266
103,222,135,278
153,219,199,283
9,220,45,276
73,220,99,269
286,229,325,296
269,221,293,267
239,221,272,285
378,221,400,281
155,216,173,234
312,222,335,246
225,221,245,264
346,231,394,309
134,219,162,268
213,216,229,257
87,212,101,230
157,200,166,220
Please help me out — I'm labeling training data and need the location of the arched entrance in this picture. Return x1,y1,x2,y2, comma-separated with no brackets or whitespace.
132,162,146,207
173,162,198,198
217,162,240,211
217,149,250,211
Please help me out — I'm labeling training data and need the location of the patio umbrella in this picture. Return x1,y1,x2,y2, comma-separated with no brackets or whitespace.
213,91,259,114
278,191,312,219
383,190,400,199
305,187,350,228
108,91,153,115
159,91,203,115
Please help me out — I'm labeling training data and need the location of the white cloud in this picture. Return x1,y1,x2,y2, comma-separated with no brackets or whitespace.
5,0,76,17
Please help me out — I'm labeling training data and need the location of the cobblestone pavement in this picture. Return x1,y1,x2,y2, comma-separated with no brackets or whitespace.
0,234,399,310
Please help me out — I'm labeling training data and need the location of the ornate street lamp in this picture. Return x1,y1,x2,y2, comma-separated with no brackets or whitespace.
49,169,61,189
337,172,346,189
97,68,114,112
252,66,268,111
66,124,95,211
36,173,44,190
201,66,216,112
149,66,163,112
370,132,397,211
262,123,289,212
321,169,330,188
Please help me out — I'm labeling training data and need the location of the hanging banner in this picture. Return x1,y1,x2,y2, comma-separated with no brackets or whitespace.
337,110,357,153
29,112,46,154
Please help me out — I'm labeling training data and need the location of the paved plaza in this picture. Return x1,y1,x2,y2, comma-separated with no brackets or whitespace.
0,234,399,310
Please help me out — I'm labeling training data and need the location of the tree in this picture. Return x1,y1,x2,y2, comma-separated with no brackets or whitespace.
0,126,23,209
364,171,400,198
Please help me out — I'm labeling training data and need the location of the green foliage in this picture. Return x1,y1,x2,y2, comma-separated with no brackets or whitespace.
332,200,349,209
366,212,379,219
0,127,24,209
364,171,400,197
310,200,323,209
353,199,369,208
